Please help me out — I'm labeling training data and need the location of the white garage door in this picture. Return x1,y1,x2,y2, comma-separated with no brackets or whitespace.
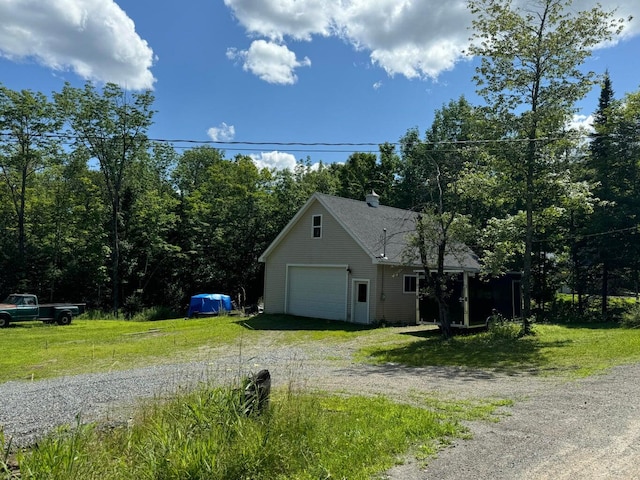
287,266,347,320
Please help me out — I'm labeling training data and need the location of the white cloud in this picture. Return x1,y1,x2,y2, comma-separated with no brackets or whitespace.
0,0,155,89
224,0,640,83
251,151,298,170
222,0,333,41
207,122,236,142
227,40,311,85
568,114,594,133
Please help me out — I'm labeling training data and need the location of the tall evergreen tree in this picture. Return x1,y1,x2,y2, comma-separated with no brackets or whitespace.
589,72,617,317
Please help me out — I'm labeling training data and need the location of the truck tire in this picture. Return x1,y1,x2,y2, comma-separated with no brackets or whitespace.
57,313,72,326
0,315,9,328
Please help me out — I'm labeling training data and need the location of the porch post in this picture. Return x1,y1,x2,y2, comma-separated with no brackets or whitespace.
463,271,470,327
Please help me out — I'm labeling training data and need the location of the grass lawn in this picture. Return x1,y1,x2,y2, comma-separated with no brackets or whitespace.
0,314,374,383
359,322,640,377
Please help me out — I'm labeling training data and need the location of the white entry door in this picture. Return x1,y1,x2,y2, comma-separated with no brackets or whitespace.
352,280,369,324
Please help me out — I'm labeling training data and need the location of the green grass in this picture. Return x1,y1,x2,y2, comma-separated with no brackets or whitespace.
359,323,640,377
0,315,376,383
13,384,508,480
0,316,245,382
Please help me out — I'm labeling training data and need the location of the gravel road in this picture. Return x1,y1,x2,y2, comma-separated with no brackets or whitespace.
2,329,639,479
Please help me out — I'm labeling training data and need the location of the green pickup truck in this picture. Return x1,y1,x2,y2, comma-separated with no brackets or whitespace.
0,294,86,328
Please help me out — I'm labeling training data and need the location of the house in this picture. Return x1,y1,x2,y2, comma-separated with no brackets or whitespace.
259,192,485,325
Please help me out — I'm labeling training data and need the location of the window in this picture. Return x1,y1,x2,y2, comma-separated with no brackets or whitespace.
357,283,368,303
312,214,322,238
403,275,417,293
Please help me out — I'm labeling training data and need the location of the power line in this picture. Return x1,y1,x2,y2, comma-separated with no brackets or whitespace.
533,225,639,245
0,130,594,150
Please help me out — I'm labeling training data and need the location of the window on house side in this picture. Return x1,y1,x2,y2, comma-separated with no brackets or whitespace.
312,214,322,238
403,275,417,293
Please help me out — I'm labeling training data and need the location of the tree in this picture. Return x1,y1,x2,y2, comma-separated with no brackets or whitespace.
401,98,481,338
0,86,61,289
338,152,379,200
29,150,109,303
468,0,626,332
611,90,640,302
338,147,400,203
588,72,618,317
56,83,155,315
119,142,180,312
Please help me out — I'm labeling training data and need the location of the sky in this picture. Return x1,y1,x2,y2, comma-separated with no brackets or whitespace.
1,0,639,170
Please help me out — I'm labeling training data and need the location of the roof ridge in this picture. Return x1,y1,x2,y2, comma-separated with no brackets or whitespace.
314,192,418,216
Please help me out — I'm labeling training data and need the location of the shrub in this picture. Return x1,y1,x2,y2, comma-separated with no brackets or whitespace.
621,303,640,329
486,312,526,340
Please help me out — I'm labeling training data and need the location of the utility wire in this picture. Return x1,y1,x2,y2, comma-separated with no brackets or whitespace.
0,130,595,150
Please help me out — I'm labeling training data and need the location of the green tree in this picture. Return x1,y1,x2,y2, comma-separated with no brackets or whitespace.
338,152,379,200
468,0,626,331
588,72,618,316
56,82,155,315
400,98,482,338
29,150,109,303
611,90,640,301
119,142,180,312
338,147,400,203
0,86,61,289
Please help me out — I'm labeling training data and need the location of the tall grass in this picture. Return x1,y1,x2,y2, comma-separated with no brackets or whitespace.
14,384,507,480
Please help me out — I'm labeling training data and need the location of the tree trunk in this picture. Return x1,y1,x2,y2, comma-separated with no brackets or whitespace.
112,196,120,317
522,138,535,334
437,296,453,339
601,261,609,320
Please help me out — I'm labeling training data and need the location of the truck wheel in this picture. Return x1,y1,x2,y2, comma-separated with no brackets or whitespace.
57,313,72,326
0,315,9,328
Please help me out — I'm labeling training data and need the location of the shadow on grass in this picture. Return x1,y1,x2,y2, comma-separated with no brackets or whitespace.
237,314,375,332
546,321,621,330
363,334,573,374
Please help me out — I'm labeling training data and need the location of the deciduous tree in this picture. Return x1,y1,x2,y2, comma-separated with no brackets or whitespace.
468,0,627,332
56,83,155,315
0,86,61,288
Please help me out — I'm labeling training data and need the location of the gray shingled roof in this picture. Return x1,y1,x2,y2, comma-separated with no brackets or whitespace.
315,193,480,271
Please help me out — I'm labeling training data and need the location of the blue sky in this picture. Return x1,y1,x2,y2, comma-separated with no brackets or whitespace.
1,0,639,169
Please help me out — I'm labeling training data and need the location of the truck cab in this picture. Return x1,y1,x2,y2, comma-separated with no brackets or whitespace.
2,294,39,321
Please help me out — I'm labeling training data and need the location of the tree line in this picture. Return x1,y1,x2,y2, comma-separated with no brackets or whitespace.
0,0,637,322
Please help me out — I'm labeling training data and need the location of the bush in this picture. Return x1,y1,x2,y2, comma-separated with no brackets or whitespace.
486,312,525,340
621,303,640,329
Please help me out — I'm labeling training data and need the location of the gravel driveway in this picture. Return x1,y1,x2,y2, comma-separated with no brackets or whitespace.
2,329,639,479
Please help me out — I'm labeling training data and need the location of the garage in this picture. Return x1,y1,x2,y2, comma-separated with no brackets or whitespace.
286,265,348,320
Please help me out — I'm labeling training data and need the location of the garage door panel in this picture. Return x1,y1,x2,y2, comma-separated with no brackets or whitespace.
287,266,347,320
